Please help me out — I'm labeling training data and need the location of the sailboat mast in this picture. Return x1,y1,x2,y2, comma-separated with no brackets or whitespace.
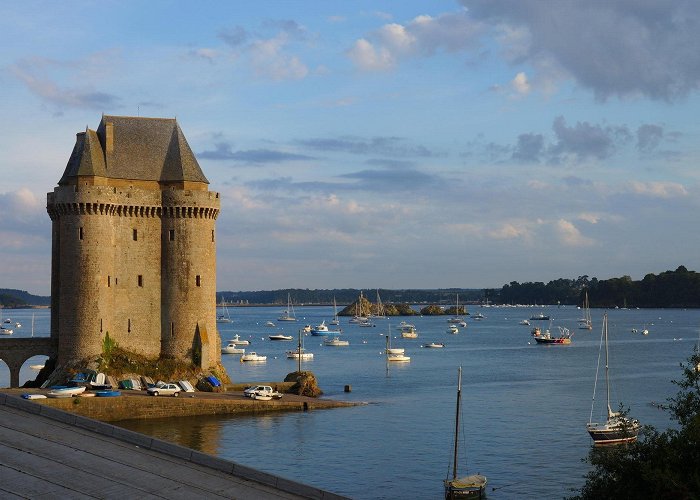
604,314,613,418
297,329,302,372
453,366,462,481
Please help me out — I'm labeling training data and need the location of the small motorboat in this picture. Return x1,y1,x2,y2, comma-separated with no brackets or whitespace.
447,325,459,334
22,393,47,400
47,386,86,398
230,334,250,346
265,321,276,327
423,342,445,348
221,342,245,354
269,334,293,341
240,352,267,362
324,336,349,346
286,348,314,360
94,390,121,397
0,326,13,335
400,325,418,338
519,319,531,325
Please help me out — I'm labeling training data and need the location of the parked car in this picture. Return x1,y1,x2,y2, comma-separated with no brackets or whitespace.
243,385,282,399
147,382,180,397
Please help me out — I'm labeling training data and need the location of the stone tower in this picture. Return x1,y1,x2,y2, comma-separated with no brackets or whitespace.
46,115,220,370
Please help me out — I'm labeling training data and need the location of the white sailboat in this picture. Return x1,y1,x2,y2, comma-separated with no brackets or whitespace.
330,296,340,326
277,293,297,322
445,366,487,498
385,334,410,362
586,313,640,445
217,298,232,323
578,290,592,330
371,289,386,319
349,291,368,324
447,294,466,324
287,329,314,360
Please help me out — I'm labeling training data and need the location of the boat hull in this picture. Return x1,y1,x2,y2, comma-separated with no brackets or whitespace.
445,475,488,499
534,337,571,344
587,422,640,445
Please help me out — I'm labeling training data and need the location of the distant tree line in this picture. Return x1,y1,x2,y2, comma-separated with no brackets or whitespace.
492,266,700,308
0,289,50,308
218,288,484,306
5,266,699,308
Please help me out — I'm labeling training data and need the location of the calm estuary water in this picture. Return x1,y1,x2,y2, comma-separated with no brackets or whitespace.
4,306,698,498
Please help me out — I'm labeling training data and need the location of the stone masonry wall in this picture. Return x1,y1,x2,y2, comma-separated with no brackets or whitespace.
47,185,220,368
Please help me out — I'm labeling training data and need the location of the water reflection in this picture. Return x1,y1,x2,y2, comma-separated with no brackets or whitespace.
116,415,227,456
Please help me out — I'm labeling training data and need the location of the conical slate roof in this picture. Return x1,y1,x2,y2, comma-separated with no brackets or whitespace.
59,115,208,185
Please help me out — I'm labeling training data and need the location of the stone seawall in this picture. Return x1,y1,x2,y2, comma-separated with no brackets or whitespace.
5,390,358,422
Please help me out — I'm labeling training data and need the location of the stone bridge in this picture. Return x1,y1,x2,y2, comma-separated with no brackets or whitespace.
0,338,56,388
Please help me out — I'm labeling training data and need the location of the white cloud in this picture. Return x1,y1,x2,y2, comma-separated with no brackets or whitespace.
555,219,594,247
577,213,601,224
347,38,395,71
511,72,531,96
487,223,528,240
249,36,308,80
627,181,688,198
348,12,482,71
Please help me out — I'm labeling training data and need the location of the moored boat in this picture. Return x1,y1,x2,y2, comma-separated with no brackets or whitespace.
401,325,418,338
424,342,445,348
221,342,245,354
230,334,249,346
386,335,410,362
587,313,640,445
533,327,572,345
324,336,349,346
310,320,341,336
240,352,267,362
444,366,487,498
447,325,459,335
47,386,86,398
269,333,293,341
277,293,297,321
286,347,314,360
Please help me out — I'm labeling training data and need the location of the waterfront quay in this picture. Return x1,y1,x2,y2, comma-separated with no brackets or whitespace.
5,387,358,422
0,391,349,499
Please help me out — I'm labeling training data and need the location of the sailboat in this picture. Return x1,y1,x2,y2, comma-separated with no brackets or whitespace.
330,296,340,326
371,290,386,319
447,294,466,326
385,334,410,362
287,329,314,361
349,291,368,324
217,297,232,323
586,313,640,445
277,293,297,322
578,290,592,330
445,367,487,499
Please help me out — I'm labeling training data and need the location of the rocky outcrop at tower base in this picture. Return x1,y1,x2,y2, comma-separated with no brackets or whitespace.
284,371,323,397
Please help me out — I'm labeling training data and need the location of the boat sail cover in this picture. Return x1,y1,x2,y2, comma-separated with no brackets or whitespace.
446,474,488,490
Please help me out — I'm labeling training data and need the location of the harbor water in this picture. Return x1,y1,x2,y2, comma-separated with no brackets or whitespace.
2,306,697,498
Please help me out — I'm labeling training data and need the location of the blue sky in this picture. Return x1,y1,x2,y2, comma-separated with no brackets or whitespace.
2,1,700,295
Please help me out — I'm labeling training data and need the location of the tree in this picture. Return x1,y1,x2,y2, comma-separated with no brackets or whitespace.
570,347,700,499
